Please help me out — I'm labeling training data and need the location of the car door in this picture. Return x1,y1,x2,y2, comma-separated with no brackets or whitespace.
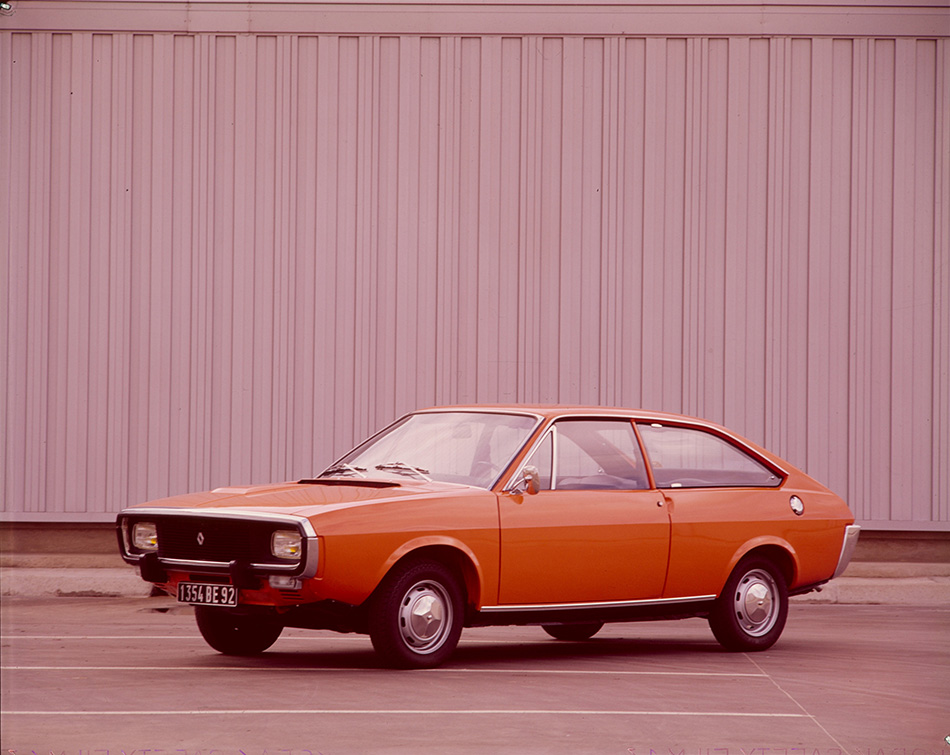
635,422,785,598
497,418,670,605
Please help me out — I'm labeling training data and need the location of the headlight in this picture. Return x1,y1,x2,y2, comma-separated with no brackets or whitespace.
271,530,302,560
131,522,158,552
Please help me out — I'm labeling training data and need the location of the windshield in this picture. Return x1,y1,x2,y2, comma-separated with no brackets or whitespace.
321,411,540,489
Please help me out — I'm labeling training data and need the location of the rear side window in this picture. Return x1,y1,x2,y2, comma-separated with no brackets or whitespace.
637,424,782,489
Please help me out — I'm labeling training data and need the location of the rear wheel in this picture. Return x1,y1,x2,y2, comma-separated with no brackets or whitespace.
195,606,283,656
368,559,464,669
542,622,604,641
708,556,788,651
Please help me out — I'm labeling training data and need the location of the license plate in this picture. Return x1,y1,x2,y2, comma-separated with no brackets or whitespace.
177,582,237,607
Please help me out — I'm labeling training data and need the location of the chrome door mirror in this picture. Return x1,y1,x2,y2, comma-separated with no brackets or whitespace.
511,465,540,496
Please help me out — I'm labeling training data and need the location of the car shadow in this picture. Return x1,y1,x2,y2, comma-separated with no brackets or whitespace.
189,632,737,671
452,634,723,665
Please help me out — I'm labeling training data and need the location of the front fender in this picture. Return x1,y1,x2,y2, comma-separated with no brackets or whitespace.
373,536,493,608
314,529,498,608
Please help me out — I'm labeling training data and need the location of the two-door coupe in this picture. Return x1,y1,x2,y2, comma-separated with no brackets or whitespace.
117,406,859,667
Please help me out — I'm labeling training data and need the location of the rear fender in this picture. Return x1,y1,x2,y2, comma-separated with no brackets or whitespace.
721,537,799,594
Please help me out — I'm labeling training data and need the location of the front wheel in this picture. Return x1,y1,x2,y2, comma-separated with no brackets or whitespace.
708,557,788,652
368,560,464,668
195,606,283,656
542,622,604,641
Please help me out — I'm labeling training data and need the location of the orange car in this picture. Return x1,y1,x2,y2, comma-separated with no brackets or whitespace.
117,406,859,668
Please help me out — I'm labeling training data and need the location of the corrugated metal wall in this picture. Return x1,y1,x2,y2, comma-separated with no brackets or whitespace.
1,3,948,527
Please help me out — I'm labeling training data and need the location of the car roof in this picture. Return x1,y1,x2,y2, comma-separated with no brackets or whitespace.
412,404,790,478
415,404,718,426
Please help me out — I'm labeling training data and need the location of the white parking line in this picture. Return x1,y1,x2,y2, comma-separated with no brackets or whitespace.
0,709,809,717
0,634,706,646
0,665,765,677
1,635,369,640
744,654,849,751
0,635,203,640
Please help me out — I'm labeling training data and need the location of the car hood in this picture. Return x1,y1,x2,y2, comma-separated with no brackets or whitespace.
123,478,486,518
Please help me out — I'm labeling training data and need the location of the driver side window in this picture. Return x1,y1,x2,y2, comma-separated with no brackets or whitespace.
522,419,648,491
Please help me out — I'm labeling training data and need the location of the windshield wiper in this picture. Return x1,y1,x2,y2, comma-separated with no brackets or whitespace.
319,462,367,478
375,462,432,481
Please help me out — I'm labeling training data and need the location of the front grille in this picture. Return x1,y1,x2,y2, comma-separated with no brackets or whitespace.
154,517,286,565
119,509,317,580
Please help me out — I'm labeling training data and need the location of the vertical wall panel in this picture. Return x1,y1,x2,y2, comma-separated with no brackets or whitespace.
1,34,27,513
871,40,898,522
722,38,770,443
538,37,564,403
498,36,523,404
1,25,947,528
936,40,950,524
615,37,647,409
892,39,936,522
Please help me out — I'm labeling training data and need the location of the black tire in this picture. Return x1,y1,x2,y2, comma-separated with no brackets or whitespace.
195,606,283,656
368,559,464,669
708,556,788,652
542,622,604,641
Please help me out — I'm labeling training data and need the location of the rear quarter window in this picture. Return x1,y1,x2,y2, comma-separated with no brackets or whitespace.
637,423,783,489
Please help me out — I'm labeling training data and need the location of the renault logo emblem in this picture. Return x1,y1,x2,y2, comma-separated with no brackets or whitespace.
197,532,205,545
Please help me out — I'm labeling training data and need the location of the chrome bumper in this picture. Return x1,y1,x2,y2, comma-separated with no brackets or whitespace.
832,524,861,579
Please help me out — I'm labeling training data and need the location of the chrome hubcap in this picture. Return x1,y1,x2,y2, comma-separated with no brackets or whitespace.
398,580,452,654
734,569,779,637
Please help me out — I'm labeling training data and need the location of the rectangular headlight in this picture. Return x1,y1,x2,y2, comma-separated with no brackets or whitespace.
131,521,158,552
271,529,302,560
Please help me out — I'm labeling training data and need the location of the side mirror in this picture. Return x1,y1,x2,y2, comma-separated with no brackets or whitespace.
511,465,540,496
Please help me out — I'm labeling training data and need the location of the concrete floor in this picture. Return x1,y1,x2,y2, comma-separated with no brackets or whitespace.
1,596,948,754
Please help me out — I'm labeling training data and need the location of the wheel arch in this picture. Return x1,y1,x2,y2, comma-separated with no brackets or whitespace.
723,539,798,595
374,540,482,610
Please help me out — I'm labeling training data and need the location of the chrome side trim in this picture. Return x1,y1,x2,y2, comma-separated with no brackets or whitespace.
117,507,320,579
832,524,861,579
479,594,716,613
